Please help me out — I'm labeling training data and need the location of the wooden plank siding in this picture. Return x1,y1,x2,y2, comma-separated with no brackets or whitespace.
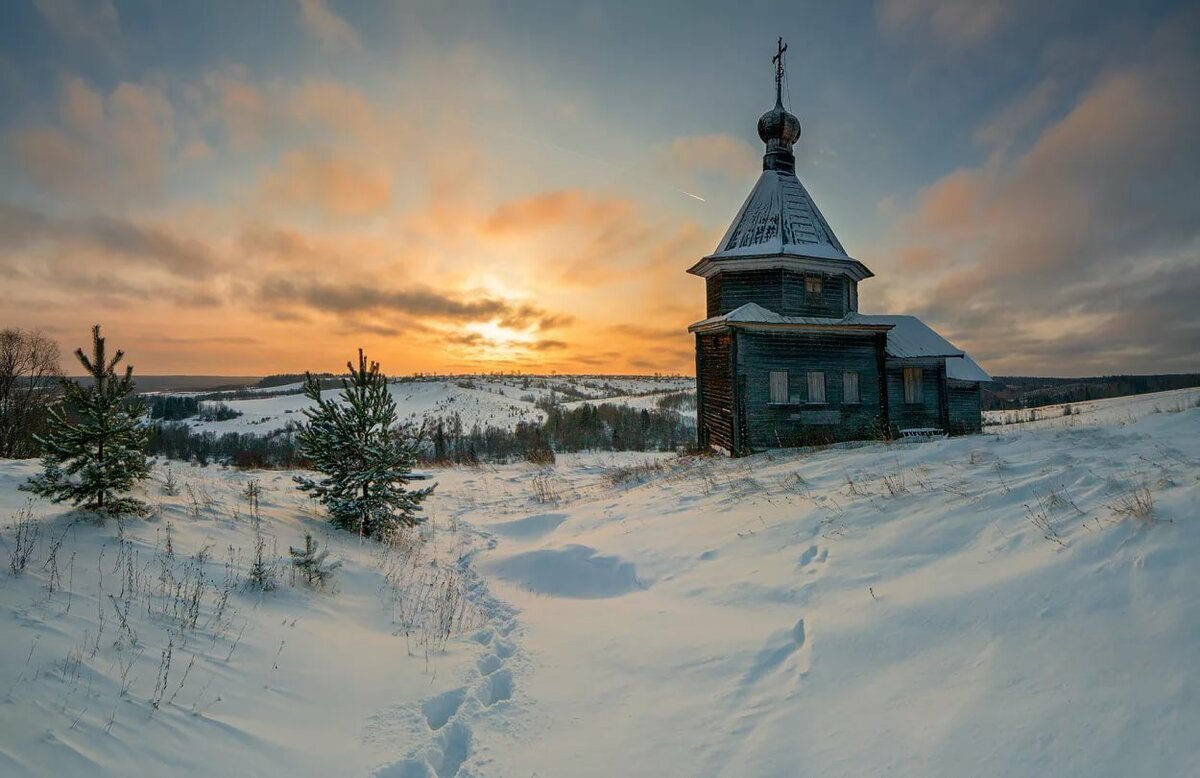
734,329,884,450
696,332,735,453
706,269,854,319
705,275,723,318
947,380,983,434
884,358,946,433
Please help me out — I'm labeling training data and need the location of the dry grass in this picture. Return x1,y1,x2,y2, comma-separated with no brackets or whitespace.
601,459,666,487
1108,481,1156,524
530,473,560,503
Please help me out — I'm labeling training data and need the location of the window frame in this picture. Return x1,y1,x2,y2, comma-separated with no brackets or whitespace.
768,370,789,405
843,371,860,404
807,371,826,405
903,367,924,404
805,275,823,295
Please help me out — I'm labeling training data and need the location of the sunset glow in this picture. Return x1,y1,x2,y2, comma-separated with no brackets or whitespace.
1,1,1197,376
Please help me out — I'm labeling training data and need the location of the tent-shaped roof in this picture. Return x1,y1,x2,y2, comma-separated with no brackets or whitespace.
710,170,851,262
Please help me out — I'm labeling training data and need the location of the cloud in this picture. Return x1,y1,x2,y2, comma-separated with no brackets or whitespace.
8,77,174,203
203,71,273,148
260,147,392,218
973,78,1058,151
876,0,1012,47
257,278,573,333
295,0,363,54
879,26,1200,374
0,203,218,278
483,190,635,236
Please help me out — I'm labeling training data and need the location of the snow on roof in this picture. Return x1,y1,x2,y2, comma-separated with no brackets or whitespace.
850,314,964,360
946,354,992,382
709,170,853,262
689,304,991,380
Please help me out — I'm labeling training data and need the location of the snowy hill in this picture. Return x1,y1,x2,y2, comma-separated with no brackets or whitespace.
984,385,1200,431
1,395,1198,775
181,376,694,437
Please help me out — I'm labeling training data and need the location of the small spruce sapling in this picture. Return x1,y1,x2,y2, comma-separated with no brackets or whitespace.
294,349,435,540
22,325,150,516
288,533,341,588
247,531,276,591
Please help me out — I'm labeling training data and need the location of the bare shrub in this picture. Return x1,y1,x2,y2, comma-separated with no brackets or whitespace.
242,479,262,521
0,328,62,458
531,473,560,503
524,446,556,466
881,471,909,497
6,501,40,574
1025,492,1065,546
602,459,665,487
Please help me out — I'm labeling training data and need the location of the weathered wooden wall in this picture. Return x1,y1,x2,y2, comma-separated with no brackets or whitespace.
884,358,947,432
735,329,883,449
706,270,854,319
696,332,735,452
947,380,982,434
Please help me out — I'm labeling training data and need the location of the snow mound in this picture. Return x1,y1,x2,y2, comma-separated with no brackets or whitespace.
482,544,646,599
488,512,567,540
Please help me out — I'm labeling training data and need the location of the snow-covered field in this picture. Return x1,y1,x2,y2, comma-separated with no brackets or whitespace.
2,395,1198,776
984,385,1200,431
185,376,694,436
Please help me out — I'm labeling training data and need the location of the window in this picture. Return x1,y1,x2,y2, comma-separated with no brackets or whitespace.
769,371,789,404
903,367,924,404
843,371,860,404
805,275,822,295
808,371,826,404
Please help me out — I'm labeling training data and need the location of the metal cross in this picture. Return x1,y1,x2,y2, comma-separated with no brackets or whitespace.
772,37,788,104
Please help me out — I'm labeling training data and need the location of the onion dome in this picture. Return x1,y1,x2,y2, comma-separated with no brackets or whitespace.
757,100,802,147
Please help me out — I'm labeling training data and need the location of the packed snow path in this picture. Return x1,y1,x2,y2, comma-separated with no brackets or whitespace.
2,398,1199,775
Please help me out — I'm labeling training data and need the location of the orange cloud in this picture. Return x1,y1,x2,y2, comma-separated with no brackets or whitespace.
875,26,1200,374
295,0,363,54
9,77,174,203
261,147,392,218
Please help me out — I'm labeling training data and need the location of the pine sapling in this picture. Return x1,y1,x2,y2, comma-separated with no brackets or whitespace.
289,533,341,589
247,530,276,591
22,325,150,517
294,350,435,540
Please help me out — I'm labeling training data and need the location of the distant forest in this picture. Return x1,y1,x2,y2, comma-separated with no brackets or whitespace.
982,374,1200,410
145,402,696,469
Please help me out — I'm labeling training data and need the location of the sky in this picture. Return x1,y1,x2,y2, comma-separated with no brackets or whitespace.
1,0,1197,377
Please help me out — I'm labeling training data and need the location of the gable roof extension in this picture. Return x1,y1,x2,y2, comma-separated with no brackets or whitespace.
687,303,992,381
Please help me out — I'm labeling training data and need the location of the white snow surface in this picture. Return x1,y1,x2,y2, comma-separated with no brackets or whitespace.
186,376,694,437
984,386,1200,431
2,394,1199,776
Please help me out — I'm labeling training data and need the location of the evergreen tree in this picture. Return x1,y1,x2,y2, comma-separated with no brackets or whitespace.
289,533,341,588
294,349,434,539
22,325,150,515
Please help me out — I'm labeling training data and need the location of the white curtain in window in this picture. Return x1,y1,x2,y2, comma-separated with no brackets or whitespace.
808,371,826,404
769,371,789,404
904,367,924,403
